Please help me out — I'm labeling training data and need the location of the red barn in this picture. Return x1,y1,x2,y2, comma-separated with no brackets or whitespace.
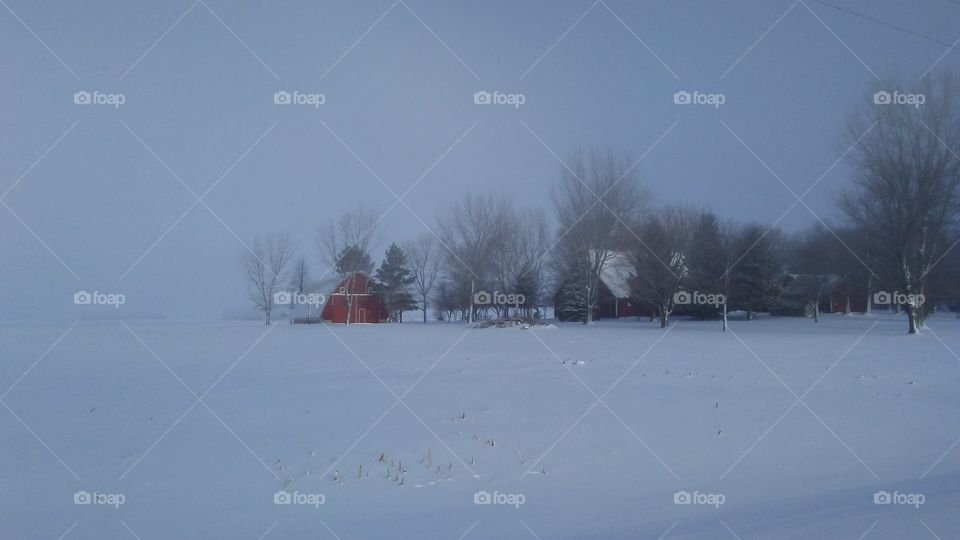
321,272,390,324
597,252,640,319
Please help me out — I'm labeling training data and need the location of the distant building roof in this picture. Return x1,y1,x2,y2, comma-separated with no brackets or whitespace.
598,251,635,299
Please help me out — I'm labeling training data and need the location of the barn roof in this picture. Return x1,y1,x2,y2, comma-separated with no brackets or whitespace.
598,252,635,299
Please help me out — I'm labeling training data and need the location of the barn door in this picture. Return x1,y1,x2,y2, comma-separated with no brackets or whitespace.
357,308,366,323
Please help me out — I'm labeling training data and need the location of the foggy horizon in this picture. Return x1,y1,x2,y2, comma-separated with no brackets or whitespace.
4,3,960,540
3,0,958,320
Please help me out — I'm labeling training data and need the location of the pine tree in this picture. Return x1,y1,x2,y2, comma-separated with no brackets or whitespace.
731,224,784,319
375,243,417,322
552,238,595,324
554,278,588,322
554,251,590,323
683,212,728,319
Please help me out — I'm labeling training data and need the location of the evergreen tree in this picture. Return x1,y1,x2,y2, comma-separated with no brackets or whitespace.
553,251,591,323
554,278,588,322
731,224,784,319
375,243,417,322
628,207,693,328
683,212,728,319
552,238,595,324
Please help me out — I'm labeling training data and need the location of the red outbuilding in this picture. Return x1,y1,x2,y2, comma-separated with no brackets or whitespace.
320,272,390,324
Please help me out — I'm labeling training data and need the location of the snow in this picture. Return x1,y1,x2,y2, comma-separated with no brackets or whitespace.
598,251,635,299
1,313,959,539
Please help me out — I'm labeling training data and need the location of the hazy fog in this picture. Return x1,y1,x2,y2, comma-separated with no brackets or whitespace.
2,0,957,320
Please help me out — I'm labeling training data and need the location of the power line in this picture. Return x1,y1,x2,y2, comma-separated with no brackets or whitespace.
809,0,959,49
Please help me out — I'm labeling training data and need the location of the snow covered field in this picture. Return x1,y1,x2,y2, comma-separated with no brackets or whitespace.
2,313,959,539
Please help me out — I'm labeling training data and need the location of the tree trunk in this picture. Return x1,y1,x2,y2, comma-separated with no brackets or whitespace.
468,280,475,324
345,275,354,325
722,277,729,331
584,282,595,324
907,306,917,334
916,285,927,328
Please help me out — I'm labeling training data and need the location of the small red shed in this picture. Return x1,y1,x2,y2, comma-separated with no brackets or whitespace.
321,272,390,324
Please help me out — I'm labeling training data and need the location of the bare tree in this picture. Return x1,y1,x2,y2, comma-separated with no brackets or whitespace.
512,211,550,317
487,207,549,318
789,225,836,322
242,233,292,325
435,192,513,320
841,74,960,333
849,227,882,315
628,206,695,328
289,255,310,321
290,256,309,295
552,149,649,323
820,225,873,316
930,226,960,314
404,234,441,323
319,207,379,325
318,206,379,270
490,204,521,318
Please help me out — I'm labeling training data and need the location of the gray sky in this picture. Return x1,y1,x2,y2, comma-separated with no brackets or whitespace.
2,0,958,320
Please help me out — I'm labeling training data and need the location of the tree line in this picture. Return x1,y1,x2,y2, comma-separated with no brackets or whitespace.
243,74,960,334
